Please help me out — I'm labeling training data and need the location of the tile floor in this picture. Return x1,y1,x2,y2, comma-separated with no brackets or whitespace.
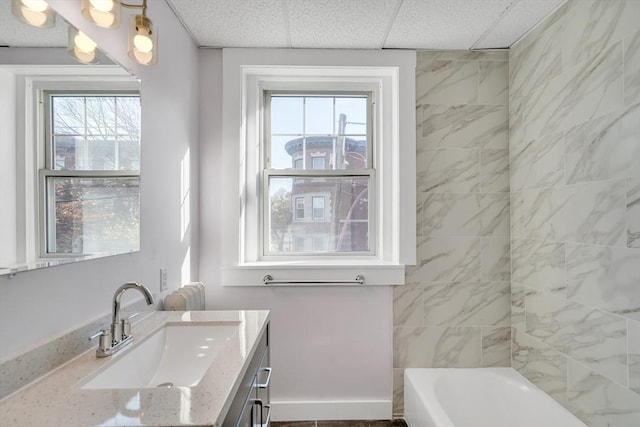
272,420,407,427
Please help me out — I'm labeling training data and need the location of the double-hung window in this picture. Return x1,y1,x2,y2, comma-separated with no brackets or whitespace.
40,91,141,256
220,50,416,285
264,92,373,255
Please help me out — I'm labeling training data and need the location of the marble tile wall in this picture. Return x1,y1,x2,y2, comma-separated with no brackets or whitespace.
393,50,510,416
510,1,640,426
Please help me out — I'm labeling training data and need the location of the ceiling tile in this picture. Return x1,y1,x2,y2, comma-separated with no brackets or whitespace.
0,2,66,47
287,0,402,49
168,0,290,48
474,0,567,48
384,0,513,50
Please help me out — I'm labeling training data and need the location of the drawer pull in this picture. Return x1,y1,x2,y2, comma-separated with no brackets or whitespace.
256,367,272,389
251,399,271,427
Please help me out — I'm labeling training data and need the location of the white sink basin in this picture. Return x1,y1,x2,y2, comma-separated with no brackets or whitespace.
81,322,239,389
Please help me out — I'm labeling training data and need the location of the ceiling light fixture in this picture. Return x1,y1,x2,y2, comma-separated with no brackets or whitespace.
81,0,120,29
68,26,100,64
10,0,56,28
81,0,157,65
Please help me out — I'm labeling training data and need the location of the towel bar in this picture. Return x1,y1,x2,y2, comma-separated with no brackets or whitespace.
262,274,365,285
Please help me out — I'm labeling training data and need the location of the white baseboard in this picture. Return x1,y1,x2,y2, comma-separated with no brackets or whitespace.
270,400,393,421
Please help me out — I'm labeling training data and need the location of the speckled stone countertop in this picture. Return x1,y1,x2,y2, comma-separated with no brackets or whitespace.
0,310,270,427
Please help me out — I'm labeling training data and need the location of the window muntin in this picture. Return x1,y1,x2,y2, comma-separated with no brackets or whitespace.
41,91,141,256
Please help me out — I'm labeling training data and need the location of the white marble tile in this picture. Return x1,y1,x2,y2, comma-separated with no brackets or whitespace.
567,243,640,321
417,60,478,106
481,327,511,367
625,30,640,107
420,104,508,149
480,149,509,193
525,291,627,385
479,61,508,105
512,328,568,406
630,320,640,394
481,237,510,282
508,103,524,148
418,50,508,64
511,238,566,293
510,0,567,64
511,283,525,332
567,358,640,427
479,193,510,237
562,0,640,69
565,103,640,184
628,177,640,248
524,181,627,247
393,282,423,327
413,237,481,282
393,368,404,416
393,326,482,368
524,41,624,141
510,13,563,108
423,281,510,327
417,149,479,193
510,132,565,191
419,193,481,237
510,191,526,238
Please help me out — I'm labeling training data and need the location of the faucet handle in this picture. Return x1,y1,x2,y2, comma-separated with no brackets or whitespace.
89,329,113,352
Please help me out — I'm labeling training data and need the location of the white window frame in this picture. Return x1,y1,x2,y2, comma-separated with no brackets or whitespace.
0,65,139,270
220,49,416,286
263,90,373,257
39,90,141,257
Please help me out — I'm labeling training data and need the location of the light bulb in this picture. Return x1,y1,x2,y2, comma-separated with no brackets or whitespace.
89,0,114,12
74,31,97,53
133,29,153,53
21,0,48,12
73,46,97,63
20,5,47,26
132,48,153,65
89,7,116,28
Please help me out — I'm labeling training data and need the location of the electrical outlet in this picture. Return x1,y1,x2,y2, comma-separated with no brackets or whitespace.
160,268,168,292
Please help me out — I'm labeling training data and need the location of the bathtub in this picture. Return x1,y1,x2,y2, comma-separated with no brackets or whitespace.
404,368,587,427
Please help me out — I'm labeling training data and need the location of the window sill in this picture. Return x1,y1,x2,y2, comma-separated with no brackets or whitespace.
221,262,405,286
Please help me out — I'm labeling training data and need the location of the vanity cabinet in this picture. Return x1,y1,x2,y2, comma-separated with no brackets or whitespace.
223,323,271,427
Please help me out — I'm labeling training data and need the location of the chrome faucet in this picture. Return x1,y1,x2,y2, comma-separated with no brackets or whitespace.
90,282,155,358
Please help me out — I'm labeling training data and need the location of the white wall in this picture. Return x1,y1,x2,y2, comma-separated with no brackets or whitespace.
0,0,199,359
198,50,394,421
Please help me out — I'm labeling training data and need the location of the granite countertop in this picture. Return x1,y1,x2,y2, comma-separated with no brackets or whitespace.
0,310,270,427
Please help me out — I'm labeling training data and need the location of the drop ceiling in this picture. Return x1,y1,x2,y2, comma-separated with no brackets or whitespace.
167,0,568,50
0,0,567,50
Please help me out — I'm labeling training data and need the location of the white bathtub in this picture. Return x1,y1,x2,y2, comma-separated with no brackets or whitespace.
404,368,587,427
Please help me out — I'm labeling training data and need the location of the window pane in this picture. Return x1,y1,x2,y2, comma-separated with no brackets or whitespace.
46,177,140,254
52,96,85,135
335,97,367,134
271,135,301,169
268,176,369,253
271,96,303,134
304,97,333,134
51,95,140,171
86,97,116,135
